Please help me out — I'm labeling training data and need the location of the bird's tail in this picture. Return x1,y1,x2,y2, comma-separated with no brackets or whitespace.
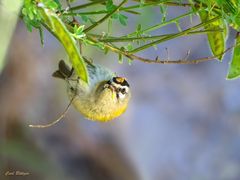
52,60,73,79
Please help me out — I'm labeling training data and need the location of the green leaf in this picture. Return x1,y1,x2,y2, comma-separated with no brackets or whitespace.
227,34,240,80
137,24,142,32
22,0,42,32
118,53,123,64
39,26,44,46
22,7,27,15
127,58,133,65
106,0,116,12
108,18,112,34
119,14,128,26
80,15,89,22
53,0,62,10
126,43,133,51
199,10,227,61
118,47,126,64
23,16,33,32
42,0,59,10
111,13,119,19
73,25,85,39
38,7,89,84
159,5,167,22
104,47,109,55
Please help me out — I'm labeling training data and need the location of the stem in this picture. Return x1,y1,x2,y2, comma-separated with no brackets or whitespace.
29,96,75,128
63,11,109,15
120,0,170,10
87,35,235,64
63,9,140,16
125,11,194,37
68,0,107,11
63,0,170,16
130,16,221,53
83,0,128,33
162,2,192,7
91,29,223,42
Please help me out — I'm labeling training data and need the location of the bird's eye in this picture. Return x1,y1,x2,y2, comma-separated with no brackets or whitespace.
120,88,126,94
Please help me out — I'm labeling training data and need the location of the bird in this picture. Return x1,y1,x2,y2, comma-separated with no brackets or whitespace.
52,60,131,122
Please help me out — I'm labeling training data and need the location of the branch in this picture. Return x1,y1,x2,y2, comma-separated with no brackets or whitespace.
130,16,221,53
68,0,107,11
127,45,235,64
29,96,75,128
124,11,194,37
83,0,128,33
90,29,223,42
62,10,140,16
87,36,235,65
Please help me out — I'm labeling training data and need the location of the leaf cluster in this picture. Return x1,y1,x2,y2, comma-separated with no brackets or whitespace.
21,0,240,80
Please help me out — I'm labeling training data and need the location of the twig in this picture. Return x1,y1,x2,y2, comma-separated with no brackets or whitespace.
68,0,107,11
87,35,235,64
90,29,223,42
165,47,169,60
183,49,191,61
64,0,139,15
83,0,128,33
124,11,194,37
130,16,221,53
162,2,192,7
62,9,140,16
127,45,235,64
29,96,75,128
65,0,77,22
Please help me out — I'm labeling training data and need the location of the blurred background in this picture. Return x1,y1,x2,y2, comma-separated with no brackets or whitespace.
1,1,240,180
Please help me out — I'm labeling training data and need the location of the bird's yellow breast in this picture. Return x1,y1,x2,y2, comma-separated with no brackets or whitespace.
71,90,129,122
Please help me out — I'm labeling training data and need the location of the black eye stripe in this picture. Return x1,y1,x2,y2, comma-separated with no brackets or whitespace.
112,77,130,87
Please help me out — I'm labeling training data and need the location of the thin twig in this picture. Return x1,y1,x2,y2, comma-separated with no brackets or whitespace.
162,2,192,7
65,0,77,22
183,49,191,61
121,0,169,10
83,0,128,33
65,0,139,15
87,35,235,64
62,9,140,16
91,29,223,42
68,0,107,11
124,11,194,38
126,45,235,64
130,16,221,53
29,96,75,128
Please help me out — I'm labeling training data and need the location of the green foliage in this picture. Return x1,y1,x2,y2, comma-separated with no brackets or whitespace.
106,0,128,26
199,10,227,61
22,1,41,31
197,0,240,79
73,25,86,39
21,0,60,31
198,0,240,30
41,7,89,83
227,34,240,79
18,0,240,80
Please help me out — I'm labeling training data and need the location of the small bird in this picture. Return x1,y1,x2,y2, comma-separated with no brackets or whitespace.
52,60,131,122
